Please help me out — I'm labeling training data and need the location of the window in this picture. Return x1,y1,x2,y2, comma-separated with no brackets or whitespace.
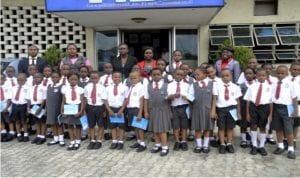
176,29,198,60
254,27,279,45
275,52,299,60
209,28,231,46
96,31,118,72
276,26,300,45
253,50,275,61
231,26,254,47
254,0,278,16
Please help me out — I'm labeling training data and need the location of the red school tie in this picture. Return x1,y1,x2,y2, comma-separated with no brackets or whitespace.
224,84,229,101
33,85,38,102
91,84,96,105
0,86,4,101
201,81,206,88
11,79,15,87
175,82,180,98
113,84,118,96
43,78,48,86
127,85,134,106
15,86,22,101
175,63,180,69
255,83,262,106
104,75,109,87
275,81,282,99
154,81,159,92
71,87,76,101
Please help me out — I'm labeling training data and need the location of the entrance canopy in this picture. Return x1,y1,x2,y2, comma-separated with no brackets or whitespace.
46,0,224,28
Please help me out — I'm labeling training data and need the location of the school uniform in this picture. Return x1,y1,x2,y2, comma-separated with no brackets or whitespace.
84,83,105,128
188,78,214,131
213,81,242,129
61,85,84,125
79,77,90,88
166,61,182,74
183,76,195,85
102,83,127,129
239,81,255,129
271,77,297,134
26,76,35,87
126,82,144,126
145,80,171,133
167,80,190,129
0,83,12,124
46,83,63,125
149,72,173,83
42,77,52,87
289,76,300,127
59,75,70,87
4,77,17,88
27,83,47,122
11,84,29,124
99,74,113,87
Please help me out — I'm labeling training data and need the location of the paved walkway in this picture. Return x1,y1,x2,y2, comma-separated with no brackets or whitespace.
1,129,300,177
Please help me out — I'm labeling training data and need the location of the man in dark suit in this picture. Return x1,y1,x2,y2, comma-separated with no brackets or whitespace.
18,45,48,75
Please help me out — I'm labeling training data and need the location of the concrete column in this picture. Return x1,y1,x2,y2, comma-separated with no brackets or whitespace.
199,25,210,65
85,27,96,68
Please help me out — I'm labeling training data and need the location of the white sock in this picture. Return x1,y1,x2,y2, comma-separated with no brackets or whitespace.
9,131,15,135
251,131,258,147
54,136,59,142
258,133,266,148
241,133,246,142
155,143,161,147
75,140,81,144
140,141,146,147
209,136,215,141
288,146,295,152
37,135,42,138
162,146,168,149
97,140,102,143
40,135,45,139
227,143,232,146
1,129,7,133
91,139,96,142
112,139,118,143
203,137,209,147
196,138,202,147
118,140,124,143
278,142,284,149
24,133,28,137
137,139,141,143
17,133,21,137
70,141,75,145
59,135,64,142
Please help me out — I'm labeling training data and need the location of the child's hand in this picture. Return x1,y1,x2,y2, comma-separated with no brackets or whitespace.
108,110,115,117
182,95,187,100
75,112,81,118
144,112,149,119
168,94,175,100
117,111,123,118
136,114,142,121
291,111,298,118
210,112,218,120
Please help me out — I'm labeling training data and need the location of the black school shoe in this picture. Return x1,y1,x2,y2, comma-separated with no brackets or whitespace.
36,138,46,145
173,142,181,151
67,144,74,151
273,147,285,155
219,145,226,154
87,142,96,150
117,143,124,150
110,142,118,150
1,133,7,142
250,147,257,155
17,135,24,142
287,151,296,159
160,149,169,157
130,142,140,148
202,147,210,153
240,141,248,148
193,146,202,153
23,136,29,142
4,133,14,142
73,143,80,150
257,147,268,156
181,142,188,151
226,144,235,153
151,145,162,153
136,145,147,152
94,142,102,149
266,138,276,145
31,137,40,144
47,140,59,146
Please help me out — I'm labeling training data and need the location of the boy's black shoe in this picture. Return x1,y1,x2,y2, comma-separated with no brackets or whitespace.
117,143,124,150
73,143,80,150
5,133,14,142
181,142,188,151
219,145,226,154
136,145,147,152
1,133,7,142
31,137,40,144
87,142,96,150
17,135,23,142
93,142,102,149
23,136,29,142
104,133,111,140
240,141,248,148
36,138,46,145
67,144,74,151
130,142,140,148
47,140,59,146
151,146,162,153
173,142,181,151
160,149,169,157
266,138,276,145
202,147,210,153
273,147,284,155
110,143,118,150
250,147,257,155
193,146,202,153
257,147,268,156
226,144,235,153
287,151,296,159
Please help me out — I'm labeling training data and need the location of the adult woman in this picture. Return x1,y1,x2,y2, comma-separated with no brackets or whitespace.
137,47,157,79
110,43,138,81
59,43,92,74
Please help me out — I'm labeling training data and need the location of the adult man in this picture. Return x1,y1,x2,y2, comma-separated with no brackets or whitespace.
18,45,48,75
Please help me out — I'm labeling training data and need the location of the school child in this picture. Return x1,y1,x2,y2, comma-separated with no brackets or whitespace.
79,66,90,88
262,63,277,145
11,73,30,142
188,67,214,153
46,72,65,146
144,68,171,156
237,58,258,85
4,66,17,88
271,65,298,159
244,68,273,156
155,58,173,83
126,71,146,152
124,65,149,88
0,74,14,142
166,50,183,75
239,68,256,148
42,66,53,87
84,71,106,150
27,73,47,145
167,69,190,151
60,64,71,87
103,71,127,150
288,63,300,148
211,69,242,154
61,73,85,151
99,63,114,87
26,65,38,87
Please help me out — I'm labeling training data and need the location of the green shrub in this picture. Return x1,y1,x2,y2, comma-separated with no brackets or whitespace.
43,45,66,71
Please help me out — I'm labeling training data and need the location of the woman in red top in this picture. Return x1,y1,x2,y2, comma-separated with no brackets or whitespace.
137,47,157,79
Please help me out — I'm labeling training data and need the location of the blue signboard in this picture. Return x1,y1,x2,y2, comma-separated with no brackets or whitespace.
46,0,224,12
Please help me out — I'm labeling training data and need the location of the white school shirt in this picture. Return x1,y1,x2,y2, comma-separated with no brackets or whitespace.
272,77,297,105
289,76,300,101
42,77,53,87
187,78,210,102
84,83,105,106
167,80,189,106
11,84,29,104
28,56,38,65
26,76,34,87
149,72,173,83
4,77,17,88
102,83,126,108
99,74,113,87
166,61,182,73
144,79,164,100
61,85,84,105
126,82,144,108
0,83,12,102
237,72,246,85
208,76,222,86
26,84,47,105
59,75,70,86
213,81,242,108
243,81,272,105
183,76,196,84
266,75,278,86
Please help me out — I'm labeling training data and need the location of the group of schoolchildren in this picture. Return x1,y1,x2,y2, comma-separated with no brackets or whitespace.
0,50,299,159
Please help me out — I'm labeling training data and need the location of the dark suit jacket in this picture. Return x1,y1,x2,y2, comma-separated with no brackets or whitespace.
110,55,138,79
18,57,48,75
